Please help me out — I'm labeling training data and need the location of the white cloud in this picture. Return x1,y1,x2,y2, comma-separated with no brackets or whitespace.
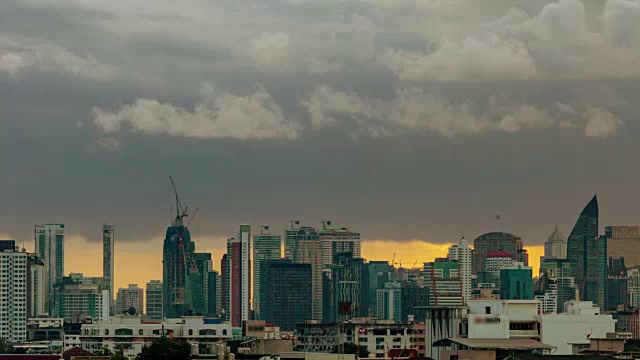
248,32,291,72
0,41,117,81
304,85,622,138
93,83,301,140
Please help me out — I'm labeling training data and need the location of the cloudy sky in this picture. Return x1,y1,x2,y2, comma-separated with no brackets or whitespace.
2,0,640,287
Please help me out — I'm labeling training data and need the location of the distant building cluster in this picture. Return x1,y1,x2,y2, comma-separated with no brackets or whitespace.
3,194,640,359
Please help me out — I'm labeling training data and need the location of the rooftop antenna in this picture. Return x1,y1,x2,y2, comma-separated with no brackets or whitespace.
261,225,270,235
495,215,501,232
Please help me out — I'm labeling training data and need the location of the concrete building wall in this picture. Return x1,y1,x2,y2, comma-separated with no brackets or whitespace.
540,313,616,355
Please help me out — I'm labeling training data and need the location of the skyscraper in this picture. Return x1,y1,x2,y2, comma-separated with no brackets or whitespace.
566,195,606,307
376,282,402,321
34,224,65,315
368,261,394,317
628,268,640,309
146,280,163,321
192,253,213,315
292,226,323,320
57,274,109,322
447,238,472,303
543,226,566,260
225,225,251,327
606,226,640,268
26,253,45,318
0,240,28,342
539,258,576,312
472,232,526,274
115,284,144,315
253,226,281,319
208,271,218,317
102,224,115,315
500,262,533,300
606,257,627,311
284,220,301,260
319,221,361,265
259,259,312,331
162,214,197,318
423,259,463,306
322,253,369,323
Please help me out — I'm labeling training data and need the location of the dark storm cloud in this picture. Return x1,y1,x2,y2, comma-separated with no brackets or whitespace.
1,0,640,248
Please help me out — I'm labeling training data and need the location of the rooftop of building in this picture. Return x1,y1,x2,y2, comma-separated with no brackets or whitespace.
445,338,556,350
548,226,566,242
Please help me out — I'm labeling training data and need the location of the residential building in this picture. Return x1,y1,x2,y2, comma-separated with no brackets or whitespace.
293,226,323,320
79,315,232,358
260,259,312,331
102,224,115,315
319,221,361,265
466,300,540,339
322,253,369,323
535,288,558,314
628,267,640,308
447,238,472,303
253,226,282,319
500,262,533,300
606,257,627,310
115,284,144,315
368,261,394,317
539,258,576,313
543,226,567,260
34,224,65,315
145,280,163,321
566,195,606,308
284,220,301,260
162,214,196,318
421,306,468,360
225,224,251,327
485,251,512,287
400,284,430,321
26,317,63,342
57,274,109,322
27,253,45,318
472,232,527,274
0,240,28,342
423,259,463,306
606,226,640,268
376,282,402,321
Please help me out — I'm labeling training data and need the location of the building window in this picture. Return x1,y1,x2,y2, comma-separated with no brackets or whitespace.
188,329,193,336
139,329,144,336
105,329,109,336
485,306,491,314
223,329,228,336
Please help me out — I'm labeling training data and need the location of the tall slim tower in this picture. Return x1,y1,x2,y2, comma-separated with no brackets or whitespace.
252,226,281,319
0,240,28,342
284,220,300,260
103,224,115,315
292,226,323,320
225,225,251,327
448,237,472,303
34,224,65,315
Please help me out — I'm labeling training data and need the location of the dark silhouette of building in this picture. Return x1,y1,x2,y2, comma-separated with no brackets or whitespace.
472,232,527,274
322,253,370,323
162,218,197,318
606,257,627,310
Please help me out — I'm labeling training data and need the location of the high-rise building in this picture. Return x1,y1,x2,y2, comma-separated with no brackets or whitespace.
539,258,576,312
448,238,472,303
102,224,115,315
500,262,533,300
284,220,301,260
423,259,463,306
192,253,213,316
26,253,45,318
543,226,567,260
253,226,281,319
322,253,369,323
566,195,606,307
34,224,65,315
58,274,109,322
400,284,430,321
606,226,640,268
145,280,163,321
292,226,323,320
208,271,218,317
485,251,513,287
319,221,361,265
376,282,402,321
628,268,640,309
162,214,197,318
225,225,251,327
0,240,28,342
606,257,627,311
472,232,527,274
115,284,144,315
259,259,312,331
368,261,394,317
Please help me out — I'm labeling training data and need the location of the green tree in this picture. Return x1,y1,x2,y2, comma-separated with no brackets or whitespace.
136,336,191,360
0,338,15,354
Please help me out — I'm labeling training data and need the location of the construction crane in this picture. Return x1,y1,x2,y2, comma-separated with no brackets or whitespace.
412,260,419,269
392,253,396,266
169,175,189,226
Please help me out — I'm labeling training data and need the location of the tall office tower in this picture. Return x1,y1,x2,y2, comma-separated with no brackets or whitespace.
259,259,312,331
485,251,513,286
292,226,323,320
368,261,394,317
58,274,109,322
400,284,430,321
225,224,251,327
423,258,463,306
319,221,361,265
102,224,115,315
208,271,218,317
26,253,45,318
447,238,472,303
606,226,640,268
34,224,65,315
192,253,213,315
146,280,163,321
500,262,533,300
253,226,282,319
115,284,144,315
606,257,628,311
376,282,402,321
0,240,28,342
162,213,197,318
284,220,301,260
539,258,576,312
472,232,526,274
543,226,567,260
567,195,606,307
215,273,222,316
220,254,228,320
322,253,369,323
628,268,640,309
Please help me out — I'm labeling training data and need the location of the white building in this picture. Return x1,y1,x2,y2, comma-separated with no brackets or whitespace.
58,284,109,322
628,268,640,308
485,251,513,285
103,224,115,315
447,238,472,303
34,224,65,315
146,280,163,321
319,222,361,265
116,284,144,315
252,226,281,319
467,300,540,340
540,301,616,355
535,287,558,314
0,241,28,342
79,316,232,357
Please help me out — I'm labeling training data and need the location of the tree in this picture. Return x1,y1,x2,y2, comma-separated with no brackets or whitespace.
0,338,15,354
136,337,191,360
